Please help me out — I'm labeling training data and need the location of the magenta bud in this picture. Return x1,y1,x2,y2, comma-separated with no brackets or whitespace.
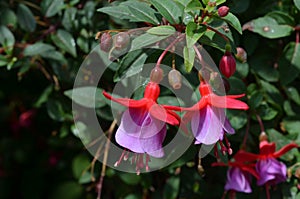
100,32,112,52
150,67,164,83
235,47,247,63
168,69,182,89
114,32,131,50
218,6,229,17
219,52,236,78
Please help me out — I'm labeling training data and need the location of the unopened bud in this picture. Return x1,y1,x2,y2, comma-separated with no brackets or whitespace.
168,69,182,89
150,67,163,83
259,132,268,142
100,32,112,52
235,47,247,63
114,32,131,50
218,6,229,17
219,52,236,78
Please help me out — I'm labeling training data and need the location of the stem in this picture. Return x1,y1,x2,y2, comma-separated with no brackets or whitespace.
155,35,184,68
241,115,251,149
97,119,117,199
255,113,265,133
193,45,214,74
265,184,270,199
203,24,230,43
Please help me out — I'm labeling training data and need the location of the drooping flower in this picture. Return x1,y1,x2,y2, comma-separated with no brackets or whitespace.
256,140,298,186
165,81,248,152
213,150,259,194
103,81,180,173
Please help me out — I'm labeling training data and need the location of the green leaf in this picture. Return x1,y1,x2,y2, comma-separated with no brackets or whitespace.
46,99,67,122
64,87,106,108
119,173,141,185
222,12,242,34
17,4,36,32
0,25,15,53
285,87,300,106
127,1,160,25
163,177,180,199
97,5,139,22
261,80,283,104
279,42,300,85
185,0,203,12
130,33,170,51
294,0,300,10
23,43,55,56
227,110,248,129
41,0,64,17
186,22,206,47
62,7,77,31
257,102,278,120
150,0,183,24
34,86,53,108
248,91,264,109
227,0,250,14
50,182,83,199
0,55,8,67
147,26,176,36
51,29,77,57
183,46,195,73
267,11,295,26
244,16,293,39
72,155,90,179
0,8,17,28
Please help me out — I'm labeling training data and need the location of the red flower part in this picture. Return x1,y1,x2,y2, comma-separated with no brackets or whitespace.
218,6,229,17
219,52,236,78
258,140,299,159
103,81,180,125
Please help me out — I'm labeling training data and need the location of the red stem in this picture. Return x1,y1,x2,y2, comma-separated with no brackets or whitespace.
265,184,270,199
241,115,250,149
204,24,229,43
155,35,184,68
255,113,265,133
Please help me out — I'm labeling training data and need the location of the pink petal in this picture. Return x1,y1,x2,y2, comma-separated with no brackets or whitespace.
149,103,180,125
210,95,249,110
103,91,147,107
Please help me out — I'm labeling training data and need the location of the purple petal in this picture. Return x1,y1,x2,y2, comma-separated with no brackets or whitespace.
223,117,235,134
115,108,166,158
256,158,287,186
225,167,252,193
191,105,223,145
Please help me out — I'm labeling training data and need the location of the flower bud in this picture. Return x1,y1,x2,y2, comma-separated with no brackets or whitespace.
100,32,112,52
114,32,131,50
235,47,247,63
219,52,236,78
259,132,268,142
150,67,164,83
168,69,182,89
218,6,229,17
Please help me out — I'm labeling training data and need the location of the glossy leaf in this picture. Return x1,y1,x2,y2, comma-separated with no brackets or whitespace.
147,26,176,36
294,0,300,10
185,0,203,12
285,87,300,105
222,12,242,34
23,43,55,56
130,33,170,51
0,8,17,28
163,177,180,199
127,1,160,25
150,0,183,24
17,4,36,32
227,110,247,129
51,29,77,57
279,42,300,85
0,25,15,53
97,5,139,22
186,22,206,48
267,11,295,26
72,155,90,179
243,16,293,39
64,87,106,108
42,0,64,17
183,46,195,73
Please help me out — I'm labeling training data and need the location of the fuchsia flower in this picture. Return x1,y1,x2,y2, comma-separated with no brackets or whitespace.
165,81,248,149
256,140,298,186
103,81,180,172
213,150,259,194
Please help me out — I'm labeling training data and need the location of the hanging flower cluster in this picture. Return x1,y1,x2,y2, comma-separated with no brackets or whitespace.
103,63,249,173
213,134,299,199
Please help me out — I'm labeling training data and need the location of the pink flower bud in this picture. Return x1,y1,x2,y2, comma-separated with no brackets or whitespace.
168,69,182,89
218,6,229,17
114,32,131,50
219,52,236,78
100,32,112,52
235,47,247,63
150,67,163,83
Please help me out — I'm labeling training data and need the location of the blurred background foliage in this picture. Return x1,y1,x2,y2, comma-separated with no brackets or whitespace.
0,0,300,199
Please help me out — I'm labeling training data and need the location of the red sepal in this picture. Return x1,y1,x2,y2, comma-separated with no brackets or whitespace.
103,91,147,108
259,141,276,155
273,143,299,158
